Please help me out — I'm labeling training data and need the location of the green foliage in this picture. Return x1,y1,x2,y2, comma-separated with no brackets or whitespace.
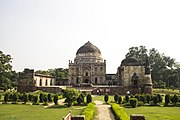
140,95,146,103
104,93,109,103
171,94,178,105
157,94,163,103
39,93,44,103
82,103,95,120
28,94,34,101
114,94,118,103
0,51,13,91
110,103,129,120
48,93,52,102
23,93,28,103
118,96,122,104
125,95,129,103
4,93,9,103
43,94,48,103
130,98,138,108
86,94,92,104
12,93,18,104
146,94,151,103
53,94,58,105
77,94,84,105
165,94,170,106
63,88,79,107
152,95,159,105
33,95,38,104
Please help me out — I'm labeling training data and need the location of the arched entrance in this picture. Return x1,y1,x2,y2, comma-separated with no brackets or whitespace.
85,79,89,83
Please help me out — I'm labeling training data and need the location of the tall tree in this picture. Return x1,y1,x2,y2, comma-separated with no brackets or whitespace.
0,50,13,90
125,46,176,88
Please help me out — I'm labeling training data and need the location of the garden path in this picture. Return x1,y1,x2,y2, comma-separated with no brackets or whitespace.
94,100,115,120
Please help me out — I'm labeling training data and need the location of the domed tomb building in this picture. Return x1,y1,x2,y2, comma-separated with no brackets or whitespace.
68,41,106,85
117,57,152,94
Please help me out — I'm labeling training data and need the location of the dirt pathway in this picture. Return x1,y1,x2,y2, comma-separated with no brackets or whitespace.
94,100,115,120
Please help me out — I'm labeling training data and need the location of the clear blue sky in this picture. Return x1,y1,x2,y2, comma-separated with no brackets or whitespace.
1,0,180,73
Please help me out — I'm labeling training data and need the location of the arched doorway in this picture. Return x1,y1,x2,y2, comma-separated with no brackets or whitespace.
85,79,89,83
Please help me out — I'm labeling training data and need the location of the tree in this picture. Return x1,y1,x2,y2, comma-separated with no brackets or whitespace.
114,94,118,103
104,93,109,103
48,93,52,102
0,50,13,91
63,88,79,107
12,93,18,104
4,93,9,103
53,94,58,105
86,94,92,104
39,93,44,103
130,98,138,108
165,94,170,105
125,95,129,103
23,93,28,104
118,96,122,104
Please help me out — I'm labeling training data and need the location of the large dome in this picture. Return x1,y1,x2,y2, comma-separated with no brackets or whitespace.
76,41,101,55
121,57,139,66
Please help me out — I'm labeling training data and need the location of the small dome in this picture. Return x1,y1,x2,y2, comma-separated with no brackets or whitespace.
76,41,101,55
121,57,138,66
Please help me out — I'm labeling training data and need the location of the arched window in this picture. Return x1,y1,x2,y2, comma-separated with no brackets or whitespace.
85,72,88,76
50,79,53,85
95,78,97,84
40,79,42,86
45,79,48,86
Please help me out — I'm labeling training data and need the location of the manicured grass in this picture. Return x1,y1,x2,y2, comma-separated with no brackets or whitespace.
0,104,84,120
92,95,116,102
153,89,180,95
124,107,180,120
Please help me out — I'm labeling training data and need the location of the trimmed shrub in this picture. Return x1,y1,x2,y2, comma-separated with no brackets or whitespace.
86,94,92,104
104,93,109,103
130,98,138,108
12,93,18,104
157,94,163,103
48,93,52,102
33,95,38,104
140,95,146,103
23,93,28,104
125,95,129,103
4,93,9,103
152,95,159,105
53,94,58,105
165,94,170,105
82,103,95,120
114,94,118,103
135,94,140,101
110,103,129,120
43,95,48,103
28,94,34,101
146,94,151,103
39,93,44,103
118,96,122,104
172,94,178,105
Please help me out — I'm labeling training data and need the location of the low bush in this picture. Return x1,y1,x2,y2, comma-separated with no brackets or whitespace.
82,102,95,120
104,93,109,103
110,103,129,120
86,94,92,104
114,94,118,103
130,98,138,108
53,94,58,105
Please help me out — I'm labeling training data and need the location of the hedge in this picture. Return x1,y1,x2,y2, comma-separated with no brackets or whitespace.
110,103,129,120
82,102,95,120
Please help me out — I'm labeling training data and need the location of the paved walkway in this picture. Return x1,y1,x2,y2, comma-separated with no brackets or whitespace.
94,100,115,120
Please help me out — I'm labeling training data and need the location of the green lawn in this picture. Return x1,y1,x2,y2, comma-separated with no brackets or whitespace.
0,104,84,120
153,89,180,95
124,107,180,120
